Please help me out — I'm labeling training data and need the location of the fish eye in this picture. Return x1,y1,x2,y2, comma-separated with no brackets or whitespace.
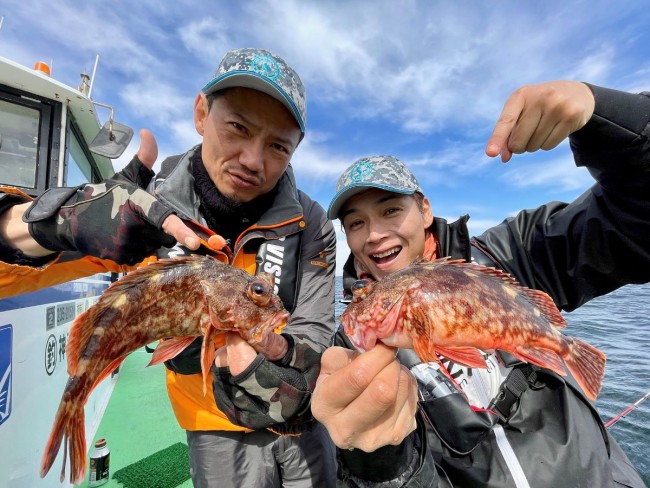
248,281,271,306
351,279,372,302
252,283,267,295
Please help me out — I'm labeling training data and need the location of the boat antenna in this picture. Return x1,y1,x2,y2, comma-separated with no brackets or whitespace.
605,390,650,428
0,16,4,32
87,54,100,99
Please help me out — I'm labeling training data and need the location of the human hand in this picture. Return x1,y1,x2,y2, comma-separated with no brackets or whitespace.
23,182,175,264
17,128,211,263
110,128,158,188
311,344,418,452
486,81,596,162
213,333,322,430
214,331,289,375
214,332,259,375
111,128,207,252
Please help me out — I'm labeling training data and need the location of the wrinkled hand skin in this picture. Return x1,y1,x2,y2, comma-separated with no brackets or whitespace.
312,344,419,452
214,332,288,375
249,331,289,361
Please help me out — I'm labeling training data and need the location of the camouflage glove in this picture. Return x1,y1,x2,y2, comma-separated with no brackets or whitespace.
212,334,323,432
110,154,155,189
24,180,175,265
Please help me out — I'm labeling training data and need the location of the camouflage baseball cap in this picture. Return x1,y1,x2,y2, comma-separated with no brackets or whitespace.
327,156,423,220
202,48,306,136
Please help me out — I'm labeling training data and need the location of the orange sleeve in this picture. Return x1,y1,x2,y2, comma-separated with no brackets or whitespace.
0,256,133,299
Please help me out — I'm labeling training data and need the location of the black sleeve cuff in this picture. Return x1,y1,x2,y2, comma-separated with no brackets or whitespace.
572,84,650,152
340,434,415,482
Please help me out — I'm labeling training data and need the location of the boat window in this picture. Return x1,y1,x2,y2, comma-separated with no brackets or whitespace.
0,98,39,188
66,130,94,186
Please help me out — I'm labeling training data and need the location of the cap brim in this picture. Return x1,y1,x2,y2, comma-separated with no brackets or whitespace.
203,72,304,133
327,183,417,220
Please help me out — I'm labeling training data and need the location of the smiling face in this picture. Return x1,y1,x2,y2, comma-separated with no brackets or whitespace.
194,87,302,203
341,188,434,279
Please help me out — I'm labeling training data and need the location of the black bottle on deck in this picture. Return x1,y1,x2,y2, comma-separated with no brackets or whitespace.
88,438,110,486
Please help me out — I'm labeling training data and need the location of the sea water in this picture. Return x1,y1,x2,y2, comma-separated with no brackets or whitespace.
334,278,650,485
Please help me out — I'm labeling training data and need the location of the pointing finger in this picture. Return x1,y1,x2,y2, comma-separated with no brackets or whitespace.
486,89,526,162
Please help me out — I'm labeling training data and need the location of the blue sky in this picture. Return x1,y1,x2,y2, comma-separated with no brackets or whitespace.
1,1,649,274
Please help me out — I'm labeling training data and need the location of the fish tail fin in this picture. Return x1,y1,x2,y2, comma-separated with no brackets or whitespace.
564,337,606,401
69,413,88,485
40,401,87,484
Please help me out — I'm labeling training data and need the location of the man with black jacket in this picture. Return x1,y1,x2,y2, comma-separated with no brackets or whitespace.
313,80,649,487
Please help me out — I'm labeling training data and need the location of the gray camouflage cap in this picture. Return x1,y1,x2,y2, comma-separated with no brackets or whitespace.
202,48,306,136
327,155,423,220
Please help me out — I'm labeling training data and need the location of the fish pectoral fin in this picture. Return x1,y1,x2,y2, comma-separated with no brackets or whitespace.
200,326,218,397
513,345,566,377
148,337,199,366
434,346,487,368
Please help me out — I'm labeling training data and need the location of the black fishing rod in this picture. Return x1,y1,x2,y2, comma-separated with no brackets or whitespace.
605,390,650,429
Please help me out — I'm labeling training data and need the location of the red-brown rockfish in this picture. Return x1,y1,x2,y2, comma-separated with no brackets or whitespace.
341,259,606,402
40,255,289,484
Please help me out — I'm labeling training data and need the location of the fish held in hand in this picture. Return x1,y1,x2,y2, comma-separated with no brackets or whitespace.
341,259,606,402
40,255,289,484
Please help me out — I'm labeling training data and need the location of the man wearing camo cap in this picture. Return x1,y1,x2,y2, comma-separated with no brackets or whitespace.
314,81,649,487
155,47,337,488
0,48,337,488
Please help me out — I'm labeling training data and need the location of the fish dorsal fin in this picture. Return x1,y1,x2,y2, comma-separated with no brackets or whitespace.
517,288,566,329
67,257,216,375
432,259,567,330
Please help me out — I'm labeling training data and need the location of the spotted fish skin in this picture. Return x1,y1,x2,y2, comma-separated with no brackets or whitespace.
341,259,606,402
40,255,289,485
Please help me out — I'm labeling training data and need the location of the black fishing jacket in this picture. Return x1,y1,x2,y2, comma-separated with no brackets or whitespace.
337,84,650,488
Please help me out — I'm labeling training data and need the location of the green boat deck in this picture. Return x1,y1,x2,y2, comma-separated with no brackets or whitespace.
79,348,193,488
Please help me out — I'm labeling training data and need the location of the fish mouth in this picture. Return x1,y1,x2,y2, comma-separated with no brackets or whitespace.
356,329,379,352
342,293,406,351
341,314,381,352
250,310,291,342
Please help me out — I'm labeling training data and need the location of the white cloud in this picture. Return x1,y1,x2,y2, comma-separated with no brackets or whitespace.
120,79,195,127
500,152,595,193
230,0,640,136
179,16,235,63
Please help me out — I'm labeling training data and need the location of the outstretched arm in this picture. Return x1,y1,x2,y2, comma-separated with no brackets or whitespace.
475,83,650,310
0,129,203,263
485,81,595,162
